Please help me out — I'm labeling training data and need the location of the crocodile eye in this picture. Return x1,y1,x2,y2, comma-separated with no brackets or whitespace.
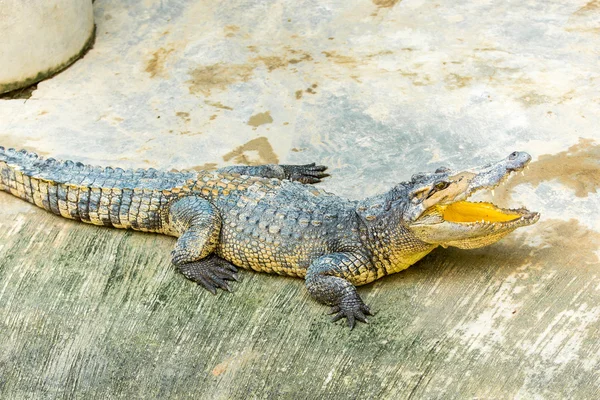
434,181,450,191
427,181,450,198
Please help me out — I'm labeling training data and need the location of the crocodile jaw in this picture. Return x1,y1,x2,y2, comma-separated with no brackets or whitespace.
407,152,540,249
410,201,539,249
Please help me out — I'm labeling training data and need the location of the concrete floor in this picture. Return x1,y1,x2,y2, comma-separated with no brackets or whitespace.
1,0,599,398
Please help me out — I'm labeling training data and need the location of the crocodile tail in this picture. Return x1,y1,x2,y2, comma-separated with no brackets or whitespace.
0,146,42,194
0,145,199,232
0,146,55,209
0,145,39,167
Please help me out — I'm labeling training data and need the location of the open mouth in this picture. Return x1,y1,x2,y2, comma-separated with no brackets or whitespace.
427,164,539,227
411,151,541,230
435,201,539,226
409,151,540,248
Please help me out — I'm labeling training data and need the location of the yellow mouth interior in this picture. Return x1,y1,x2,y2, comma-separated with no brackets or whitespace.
438,201,521,223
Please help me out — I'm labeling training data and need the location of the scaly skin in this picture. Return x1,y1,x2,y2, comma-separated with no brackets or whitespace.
0,146,539,328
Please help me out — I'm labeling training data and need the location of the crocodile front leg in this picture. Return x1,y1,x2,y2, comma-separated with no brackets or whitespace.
177,255,239,294
218,163,329,184
169,196,238,293
306,252,374,329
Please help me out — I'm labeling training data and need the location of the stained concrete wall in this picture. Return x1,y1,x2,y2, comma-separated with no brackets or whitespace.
0,0,94,93
0,0,599,398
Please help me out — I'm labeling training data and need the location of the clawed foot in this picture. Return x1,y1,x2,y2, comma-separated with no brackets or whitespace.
327,294,373,329
284,163,329,184
178,255,239,294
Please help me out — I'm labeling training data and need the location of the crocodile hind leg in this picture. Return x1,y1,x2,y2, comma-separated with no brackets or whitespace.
305,252,374,329
169,196,238,293
218,163,329,184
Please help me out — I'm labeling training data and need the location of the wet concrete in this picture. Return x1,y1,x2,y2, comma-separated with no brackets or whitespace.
0,0,599,398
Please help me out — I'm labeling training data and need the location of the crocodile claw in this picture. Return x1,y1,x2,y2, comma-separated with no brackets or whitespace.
327,296,373,329
284,163,330,184
178,255,239,294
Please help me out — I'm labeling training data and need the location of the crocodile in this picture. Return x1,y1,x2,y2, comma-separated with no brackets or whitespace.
0,146,539,328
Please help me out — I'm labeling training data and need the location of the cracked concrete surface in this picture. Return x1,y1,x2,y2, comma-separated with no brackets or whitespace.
0,0,599,398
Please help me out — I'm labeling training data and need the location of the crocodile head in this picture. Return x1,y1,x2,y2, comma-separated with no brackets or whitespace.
404,151,540,249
